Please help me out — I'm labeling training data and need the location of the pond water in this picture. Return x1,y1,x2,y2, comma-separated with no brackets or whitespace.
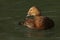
0,0,59,40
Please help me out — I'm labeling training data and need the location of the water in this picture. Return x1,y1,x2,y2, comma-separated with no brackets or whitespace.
0,0,59,40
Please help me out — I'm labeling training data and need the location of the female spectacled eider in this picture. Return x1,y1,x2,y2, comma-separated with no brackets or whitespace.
19,6,54,30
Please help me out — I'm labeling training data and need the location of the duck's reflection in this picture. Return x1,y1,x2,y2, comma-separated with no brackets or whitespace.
24,30,55,38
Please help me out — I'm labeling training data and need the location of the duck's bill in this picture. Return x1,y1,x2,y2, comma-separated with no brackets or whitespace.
26,15,30,17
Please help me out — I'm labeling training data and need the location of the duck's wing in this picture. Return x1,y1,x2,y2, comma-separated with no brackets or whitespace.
43,17,54,29
34,16,54,30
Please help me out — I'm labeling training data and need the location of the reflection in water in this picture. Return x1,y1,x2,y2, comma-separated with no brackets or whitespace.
15,25,55,38
24,29,55,38
0,28,55,40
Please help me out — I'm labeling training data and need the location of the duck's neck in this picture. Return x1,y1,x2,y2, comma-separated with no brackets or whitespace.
34,15,41,17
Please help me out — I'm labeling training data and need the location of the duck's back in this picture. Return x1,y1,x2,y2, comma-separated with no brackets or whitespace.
34,16,54,30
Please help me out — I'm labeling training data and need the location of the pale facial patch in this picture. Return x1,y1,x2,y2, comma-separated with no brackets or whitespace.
27,6,41,16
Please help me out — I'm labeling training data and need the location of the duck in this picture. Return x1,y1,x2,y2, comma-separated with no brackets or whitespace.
19,6,54,30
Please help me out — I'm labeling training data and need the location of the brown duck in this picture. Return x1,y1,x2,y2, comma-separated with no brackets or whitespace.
19,6,54,30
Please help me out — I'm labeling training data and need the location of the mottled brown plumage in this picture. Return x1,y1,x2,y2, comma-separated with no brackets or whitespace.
19,6,54,30
21,16,54,30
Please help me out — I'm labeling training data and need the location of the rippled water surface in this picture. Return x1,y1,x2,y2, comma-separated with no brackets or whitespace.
0,0,59,40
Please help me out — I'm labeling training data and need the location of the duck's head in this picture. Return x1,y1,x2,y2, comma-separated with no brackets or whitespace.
26,6,41,17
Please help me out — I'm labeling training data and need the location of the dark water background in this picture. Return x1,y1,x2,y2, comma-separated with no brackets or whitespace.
0,0,59,40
